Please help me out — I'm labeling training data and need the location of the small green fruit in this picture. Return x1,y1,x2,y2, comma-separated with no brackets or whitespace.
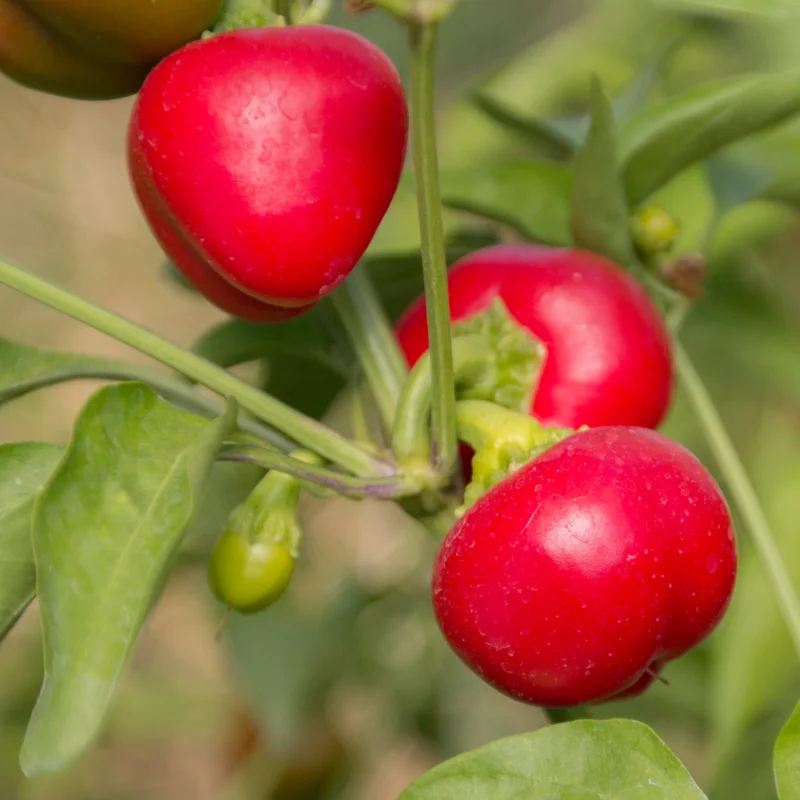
208,530,295,614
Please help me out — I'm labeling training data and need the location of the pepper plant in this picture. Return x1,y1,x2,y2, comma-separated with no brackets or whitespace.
0,0,800,796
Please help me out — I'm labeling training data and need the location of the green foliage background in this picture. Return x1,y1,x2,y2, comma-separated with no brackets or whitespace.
2,0,800,797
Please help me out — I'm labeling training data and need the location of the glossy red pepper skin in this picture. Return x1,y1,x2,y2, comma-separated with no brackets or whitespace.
129,26,408,318
0,0,221,99
432,427,737,707
396,245,673,430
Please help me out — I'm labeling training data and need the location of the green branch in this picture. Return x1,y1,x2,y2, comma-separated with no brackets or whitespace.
220,444,416,499
331,266,407,431
408,21,457,478
0,259,394,478
676,342,800,659
0,361,294,450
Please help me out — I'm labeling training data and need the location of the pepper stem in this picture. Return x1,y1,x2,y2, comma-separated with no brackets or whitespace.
409,20,457,479
392,336,493,481
331,266,407,432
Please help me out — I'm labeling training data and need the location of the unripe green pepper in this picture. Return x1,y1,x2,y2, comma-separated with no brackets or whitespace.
208,532,295,614
0,0,222,99
208,451,318,615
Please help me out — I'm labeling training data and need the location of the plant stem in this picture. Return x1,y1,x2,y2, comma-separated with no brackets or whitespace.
408,21,457,478
675,342,800,659
350,382,375,447
544,707,589,725
330,267,407,431
0,260,394,478
393,335,490,471
1,361,293,449
220,445,415,499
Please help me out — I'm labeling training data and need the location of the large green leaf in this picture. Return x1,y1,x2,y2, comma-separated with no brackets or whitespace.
441,160,573,246
192,305,353,421
776,701,800,800
0,443,64,640
397,720,707,799
470,41,677,163
471,92,579,160
192,307,352,377
0,337,115,406
570,77,635,268
262,354,348,420
620,71,800,205
20,383,236,776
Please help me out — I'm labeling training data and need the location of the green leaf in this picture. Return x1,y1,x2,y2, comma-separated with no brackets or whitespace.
0,337,115,406
776,702,800,800
469,41,678,167
192,306,356,420
620,71,800,205
20,383,236,776
398,719,707,799
441,160,573,246
192,308,352,377
471,92,578,160
657,0,800,20
161,260,196,293
705,138,800,212
262,354,347,420
366,253,428,321
0,443,64,640
613,39,683,121
570,77,635,267
706,156,773,214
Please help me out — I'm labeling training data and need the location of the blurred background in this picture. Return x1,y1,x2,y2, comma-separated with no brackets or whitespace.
2,0,800,796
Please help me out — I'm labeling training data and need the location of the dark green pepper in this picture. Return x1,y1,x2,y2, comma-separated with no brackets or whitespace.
0,0,222,99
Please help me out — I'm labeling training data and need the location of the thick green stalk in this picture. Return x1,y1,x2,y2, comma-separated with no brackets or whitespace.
0,260,393,478
331,267,407,430
675,342,800,659
409,21,458,478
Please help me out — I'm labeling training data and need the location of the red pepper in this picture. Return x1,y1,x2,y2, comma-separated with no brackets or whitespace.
129,26,408,320
433,426,737,707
